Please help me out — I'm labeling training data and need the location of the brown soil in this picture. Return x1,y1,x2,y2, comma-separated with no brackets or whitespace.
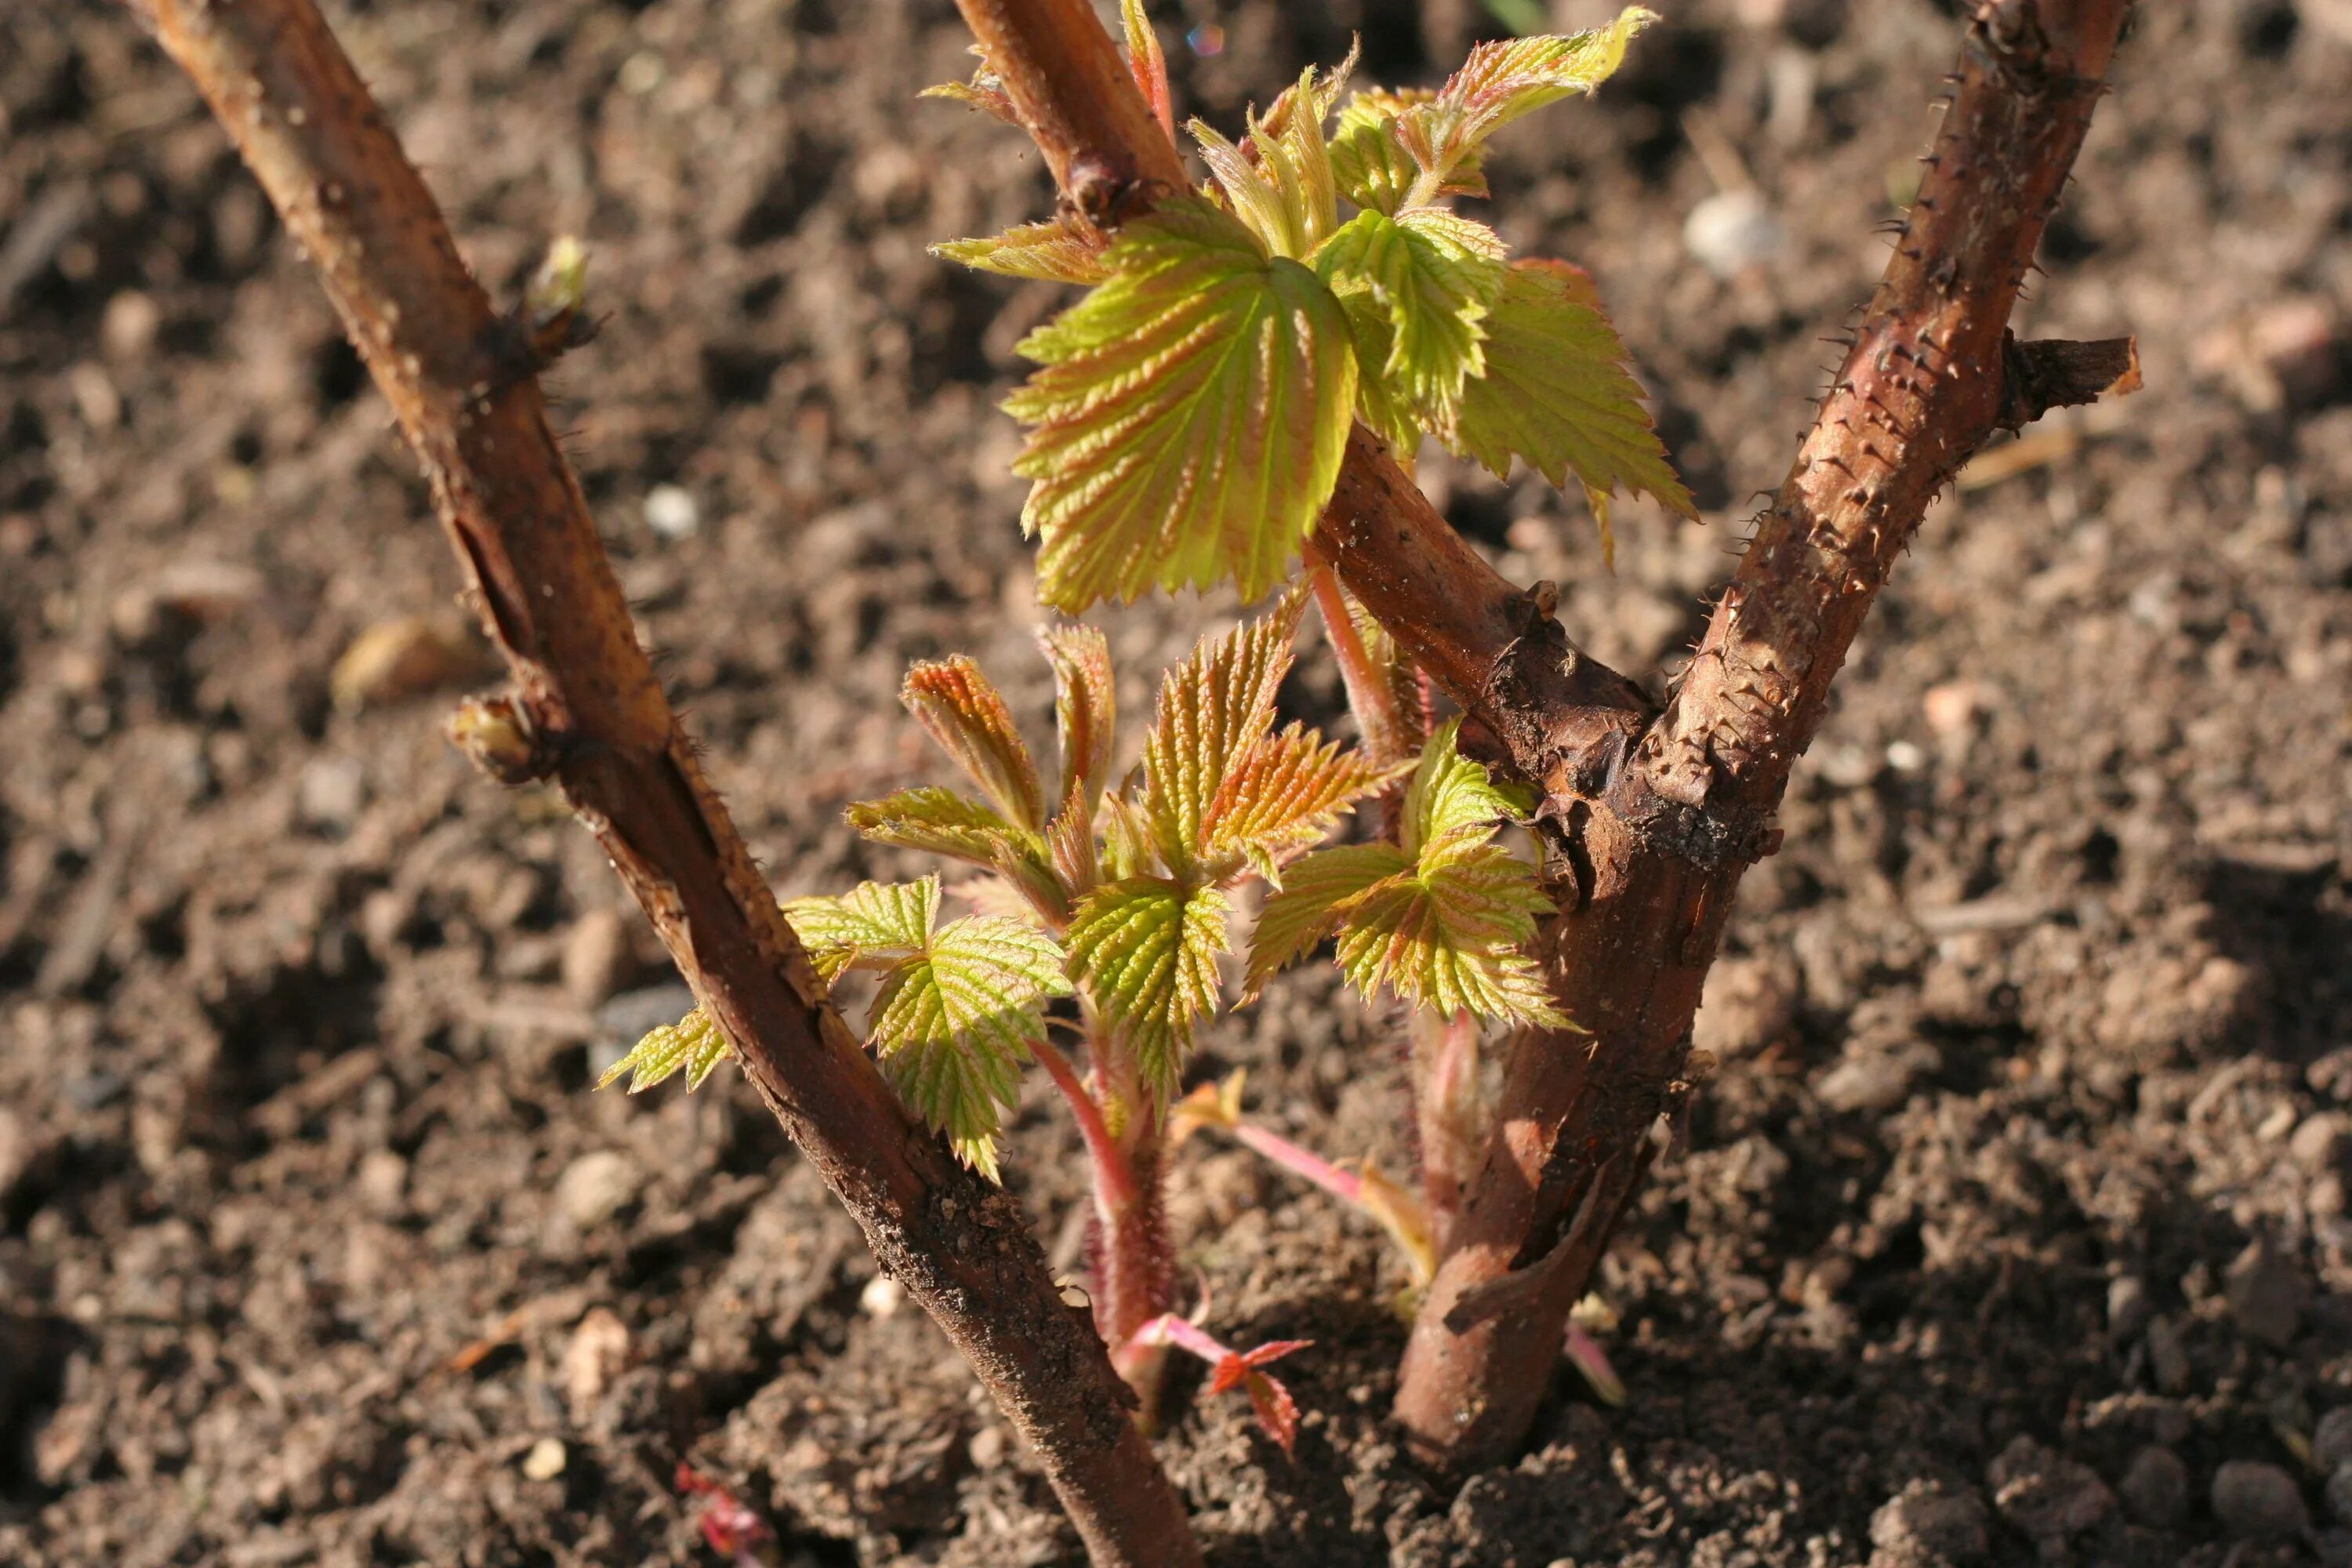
5,2,2350,1565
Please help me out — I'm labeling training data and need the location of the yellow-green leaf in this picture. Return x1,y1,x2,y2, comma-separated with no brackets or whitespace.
1140,597,1305,874
902,657,1047,833
597,1004,733,1094
1440,260,1695,545
784,877,940,981
1005,197,1359,609
1396,9,1657,191
1243,841,1410,997
1316,207,1507,427
934,216,1110,284
1065,877,1231,1099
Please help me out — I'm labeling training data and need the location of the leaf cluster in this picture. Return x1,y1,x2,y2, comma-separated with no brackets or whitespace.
935,5,1693,610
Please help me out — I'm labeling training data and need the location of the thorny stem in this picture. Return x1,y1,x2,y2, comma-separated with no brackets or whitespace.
1038,1032,1142,1211
1394,0,2140,1467
949,0,2141,1473
136,1,1199,1561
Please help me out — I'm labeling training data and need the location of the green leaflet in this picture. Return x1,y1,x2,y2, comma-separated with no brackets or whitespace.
1247,722,1567,1029
1243,841,1410,997
1316,207,1507,428
1065,877,1232,1101
933,216,1110,284
1140,594,1305,875
599,1004,733,1094
1440,260,1696,551
1395,8,1657,192
1203,723,1409,884
783,877,940,980
869,913,1071,1181
1005,197,1358,610
840,789,1065,926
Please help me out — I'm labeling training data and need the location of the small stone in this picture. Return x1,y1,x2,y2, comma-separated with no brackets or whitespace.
521,1437,567,1481
561,908,633,1008
2107,1276,2151,1343
860,1274,906,1319
2119,1446,2189,1528
1817,1042,1936,1113
100,290,162,361
296,757,368,833
967,1426,1007,1469
2294,1113,2352,1172
1922,680,1992,739
356,1149,408,1217
561,1307,632,1423
2212,1460,2308,1540
0,1109,33,1205
1868,1479,1989,1566
555,1149,644,1231
2318,1408,2352,1474
1684,188,1786,278
1691,955,1800,1059
1987,1436,2114,1541
2226,1239,2306,1349
643,484,701,539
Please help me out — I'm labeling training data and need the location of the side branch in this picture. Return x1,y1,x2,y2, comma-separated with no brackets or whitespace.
1395,0,2139,1468
953,0,1653,811
138,1,1196,1562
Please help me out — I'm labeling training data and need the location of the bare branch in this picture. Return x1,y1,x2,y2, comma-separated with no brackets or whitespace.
137,0,1196,1559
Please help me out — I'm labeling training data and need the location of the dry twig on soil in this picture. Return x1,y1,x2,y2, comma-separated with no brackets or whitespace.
132,0,1199,1560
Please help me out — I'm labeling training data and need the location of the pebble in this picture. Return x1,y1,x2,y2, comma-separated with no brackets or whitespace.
860,1274,906,1319
356,1149,408,1217
1684,188,1786,278
1817,1041,1937,1114
2293,1112,2352,1172
967,1425,1007,1470
555,1149,645,1231
1867,1479,1989,1566
561,1307,633,1423
1986,1436,2114,1541
2318,1406,2352,1473
2147,1316,2192,1394
0,1108,32,1204
1691,954,1799,1060
521,1437,567,1481
644,484,701,539
297,756,368,833
100,290,162,361
2225,1239,2306,1348
2211,1460,2308,1540
2118,1445,2188,1528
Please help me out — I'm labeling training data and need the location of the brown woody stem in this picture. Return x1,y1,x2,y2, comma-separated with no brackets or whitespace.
1393,0,2136,1467
138,0,1198,1560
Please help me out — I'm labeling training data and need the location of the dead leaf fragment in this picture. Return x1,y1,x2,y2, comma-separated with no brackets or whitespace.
331,617,485,712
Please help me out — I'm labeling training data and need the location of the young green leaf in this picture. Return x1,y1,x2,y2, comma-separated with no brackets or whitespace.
901,657,1047,833
1246,724,1566,1028
1243,841,1410,996
1203,722,1406,883
1140,595,1305,874
1065,876,1231,1100
783,877,941,980
1396,9,1657,192
920,46,1019,127
1191,58,1351,260
1327,96,1423,216
1440,260,1694,553
1005,198,1358,612
599,1004,733,1094
1316,207,1507,426
934,216,1111,284
869,913,1071,1181
842,789,1065,925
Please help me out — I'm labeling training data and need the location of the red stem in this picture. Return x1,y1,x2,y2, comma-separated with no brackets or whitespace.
1039,1033,1140,1210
